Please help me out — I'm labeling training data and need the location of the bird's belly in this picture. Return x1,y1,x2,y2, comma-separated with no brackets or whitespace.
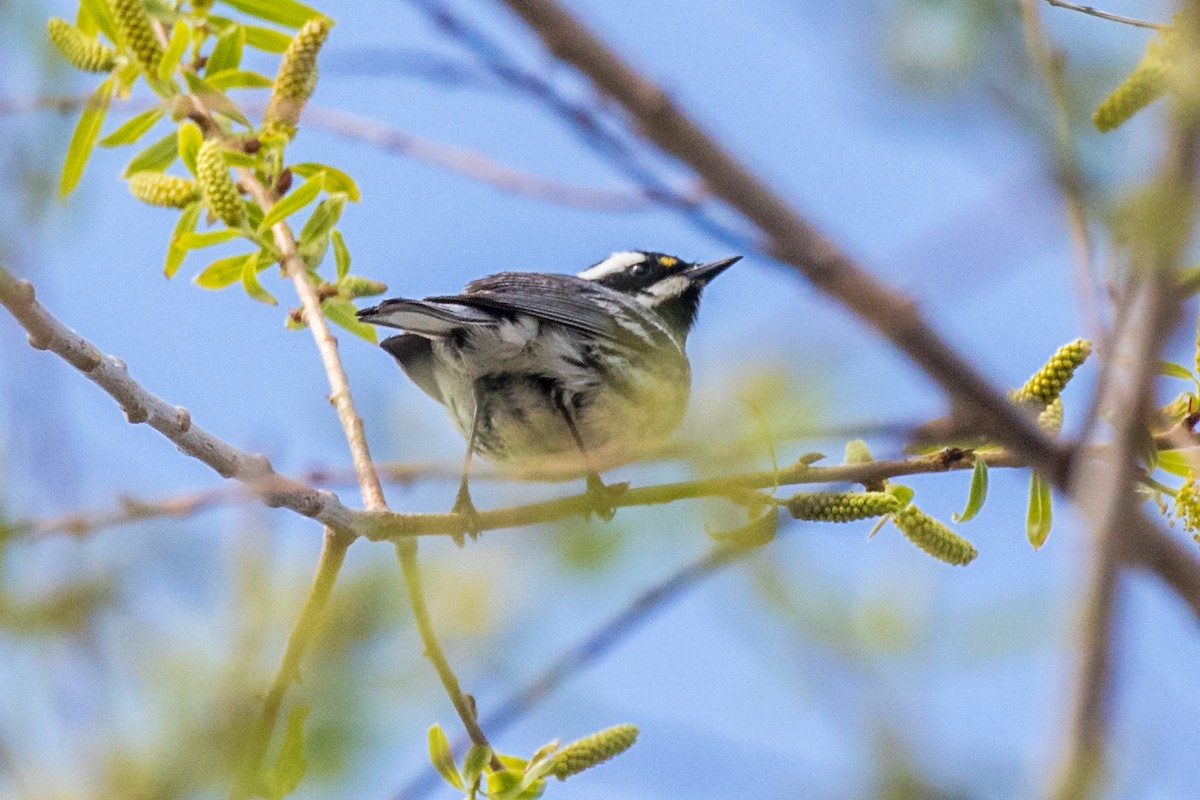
431,336,689,470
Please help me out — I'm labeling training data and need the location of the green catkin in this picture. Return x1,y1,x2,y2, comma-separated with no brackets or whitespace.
127,172,200,208
1037,396,1064,436
548,725,639,781
263,16,333,137
338,275,388,298
110,0,163,74
891,505,977,566
1093,14,1188,131
1013,339,1092,407
196,140,245,227
47,18,117,72
1173,472,1200,535
786,491,899,523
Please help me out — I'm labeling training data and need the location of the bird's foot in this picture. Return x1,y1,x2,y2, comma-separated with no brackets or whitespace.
451,487,482,546
585,474,628,522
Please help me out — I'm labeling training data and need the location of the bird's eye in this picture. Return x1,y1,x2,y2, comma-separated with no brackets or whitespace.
631,262,648,276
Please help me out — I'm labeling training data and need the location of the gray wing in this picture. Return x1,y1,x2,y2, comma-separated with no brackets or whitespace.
426,272,626,342
379,334,443,403
357,297,495,337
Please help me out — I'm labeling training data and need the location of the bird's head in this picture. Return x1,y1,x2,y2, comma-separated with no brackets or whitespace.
577,251,740,335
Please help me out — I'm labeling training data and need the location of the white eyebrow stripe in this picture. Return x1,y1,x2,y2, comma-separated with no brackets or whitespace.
577,251,645,280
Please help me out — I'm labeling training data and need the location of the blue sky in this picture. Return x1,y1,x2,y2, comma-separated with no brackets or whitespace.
3,1,1200,798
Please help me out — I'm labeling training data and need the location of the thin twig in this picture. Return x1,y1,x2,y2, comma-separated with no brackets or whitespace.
1043,0,1163,30
496,0,1067,485
1019,0,1105,343
395,539,751,800
300,105,700,210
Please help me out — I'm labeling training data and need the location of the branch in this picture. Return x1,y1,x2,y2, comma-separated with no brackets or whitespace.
394,539,750,800
1043,0,1163,29
0,266,357,534
300,106,702,210
496,0,1067,484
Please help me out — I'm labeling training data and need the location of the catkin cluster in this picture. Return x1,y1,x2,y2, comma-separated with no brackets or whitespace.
127,172,200,208
1037,396,1064,436
548,724,639,781
47,18,117,72
786,491,899,523
111,0,163,74
263,17,334,137
891,505,977,566
1174,473,1200,535
1012,339,1092,407
196,141,245,227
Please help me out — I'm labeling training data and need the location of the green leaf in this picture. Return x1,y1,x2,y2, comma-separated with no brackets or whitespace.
222,150,259,168
427,724,463,791
206,69,274,89
299,193,346,244
165,202,203,278
178,121,203,175
953,457,989,523
1159,360,1200,393
299,231,330,271
176,229,244,250
122,131,179,176
241,251,278,305
220,0,323,28
1026,473,1053,550
322,296,377,342
332,229,350,280
78,0,118,42
259,172,324,231
264,705,310,800
59,77,115,199
182,72,250,127
461,745,491,789
207,24,245,75
243,24,293,52
195,252,259,289
886,484,914,509
290,162,360,202
1157,449,1200,478
159,20,191,81
100,106,165,148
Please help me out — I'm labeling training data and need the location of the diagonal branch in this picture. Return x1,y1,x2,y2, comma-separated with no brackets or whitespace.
496,0,1067,483
0,265,357,534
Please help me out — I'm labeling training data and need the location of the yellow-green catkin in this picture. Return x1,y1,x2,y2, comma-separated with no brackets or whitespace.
47,18,117,72
1174,472,1200,536
891,505,977,566
787,491,899,523
548,724,639,781
263,16,333,138
1013,339,1092,407
338,275,388,298
110,0,163,74
1038,396,1064,436
1093,41,1171,132
196,140,245,227
127,172,200,208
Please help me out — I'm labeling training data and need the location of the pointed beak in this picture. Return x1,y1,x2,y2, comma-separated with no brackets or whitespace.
687,255,742,283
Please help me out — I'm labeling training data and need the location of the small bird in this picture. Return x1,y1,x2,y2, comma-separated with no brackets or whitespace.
357,250,740,534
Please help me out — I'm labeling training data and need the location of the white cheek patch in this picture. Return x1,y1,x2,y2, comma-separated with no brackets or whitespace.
578,251,645,281
637,275,689,306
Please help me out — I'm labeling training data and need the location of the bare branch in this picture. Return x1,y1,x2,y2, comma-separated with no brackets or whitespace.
1043,0,1163,30
300,106,701,210
497,0,1067,483
0,266,357,534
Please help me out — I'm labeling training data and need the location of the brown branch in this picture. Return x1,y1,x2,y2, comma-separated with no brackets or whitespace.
497,0,1067,485
0,266,357,534
299,106,701,210
1043,0,1163,29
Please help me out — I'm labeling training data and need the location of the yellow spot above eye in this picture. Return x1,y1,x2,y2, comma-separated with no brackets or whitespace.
658,256,678,268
